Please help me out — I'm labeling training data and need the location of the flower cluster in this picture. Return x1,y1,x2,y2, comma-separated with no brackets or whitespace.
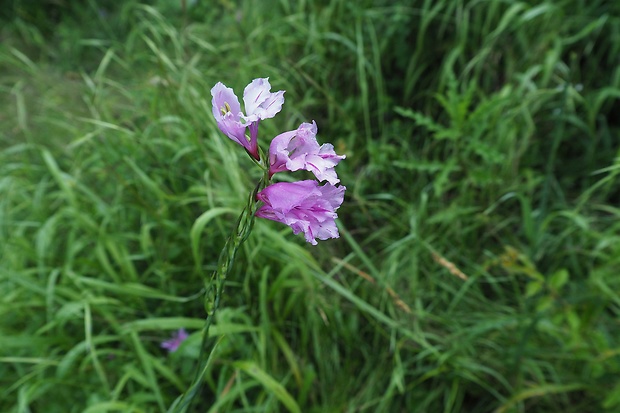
211,78,346,245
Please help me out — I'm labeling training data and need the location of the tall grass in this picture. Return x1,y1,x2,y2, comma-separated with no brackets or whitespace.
1,0,619,412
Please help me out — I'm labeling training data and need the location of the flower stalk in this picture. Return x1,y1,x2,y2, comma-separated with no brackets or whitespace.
169,78,345,412
171,167,268,413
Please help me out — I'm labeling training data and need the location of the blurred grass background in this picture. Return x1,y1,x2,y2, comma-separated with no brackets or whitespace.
1,0,619,412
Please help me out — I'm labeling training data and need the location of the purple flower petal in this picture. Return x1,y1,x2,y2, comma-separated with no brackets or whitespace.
256,180,345,245
211,79,285,160
211,82,253,154
242,78,285,123
268,121,345,184
211,82,241,121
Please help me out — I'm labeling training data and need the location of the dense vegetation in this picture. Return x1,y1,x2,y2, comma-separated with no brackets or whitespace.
1,0,619,412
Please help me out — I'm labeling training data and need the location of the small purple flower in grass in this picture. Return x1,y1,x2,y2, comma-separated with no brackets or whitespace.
256,180,346,245
269,121,345,184
161,328,188,353
211,78,284,160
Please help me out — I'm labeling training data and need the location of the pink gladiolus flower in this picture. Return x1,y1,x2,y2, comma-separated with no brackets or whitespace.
211,78,284,160
256,180,345,245
161,328,189,353
268,121,345,184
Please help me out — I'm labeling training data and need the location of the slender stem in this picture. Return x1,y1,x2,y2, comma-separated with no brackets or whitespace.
170,164,269,413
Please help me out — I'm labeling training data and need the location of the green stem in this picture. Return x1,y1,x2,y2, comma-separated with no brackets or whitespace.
170,164,269,413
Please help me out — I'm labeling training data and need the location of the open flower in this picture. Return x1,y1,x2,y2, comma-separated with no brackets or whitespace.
268,121,345,184
256,180,345,245
211,78,284,159
161,328,189,353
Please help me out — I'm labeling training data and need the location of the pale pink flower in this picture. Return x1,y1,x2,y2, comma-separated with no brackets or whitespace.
268,121,345,184
242,78,285,123
256,180,345,245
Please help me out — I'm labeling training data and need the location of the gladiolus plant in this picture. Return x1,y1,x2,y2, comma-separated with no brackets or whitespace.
170,78,345,412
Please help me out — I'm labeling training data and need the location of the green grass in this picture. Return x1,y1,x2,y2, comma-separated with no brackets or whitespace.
1,0,619,412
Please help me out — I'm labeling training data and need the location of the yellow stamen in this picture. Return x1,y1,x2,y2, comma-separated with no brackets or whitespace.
220,102,232,116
